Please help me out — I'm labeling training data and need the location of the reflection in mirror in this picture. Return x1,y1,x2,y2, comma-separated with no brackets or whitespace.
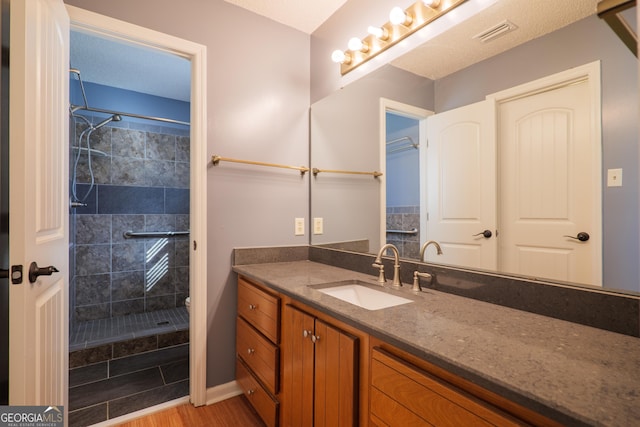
310,10,639,293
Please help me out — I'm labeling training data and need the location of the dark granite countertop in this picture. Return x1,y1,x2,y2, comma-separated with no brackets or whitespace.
233,260,640,427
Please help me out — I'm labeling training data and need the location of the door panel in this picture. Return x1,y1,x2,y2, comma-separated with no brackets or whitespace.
9,0,69,407
499,79,601,285
426,100,496,269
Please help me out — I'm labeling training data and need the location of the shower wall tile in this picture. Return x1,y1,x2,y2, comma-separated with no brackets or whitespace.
146,295,175,312
112,215,145,243
75,156,111,185
112,157,146,186
175,241,189,267
146,269,175,297
112,241,145,272
112,299,145,317
76,274,111,306
145,214,176,232
174,267,189,294
76,214,111,245
145,159,175,187
175,162,189,188
98,185,164,214
146,132,176,161
72,184,97,214
176,136,190,162
76,245,111,276
176,214,189,231
71,123,191,323
76,303,110,322
112,128,145,158
112,271,145,301
165,188,189,215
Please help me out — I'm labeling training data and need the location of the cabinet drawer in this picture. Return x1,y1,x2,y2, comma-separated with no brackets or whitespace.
236,316,279,394
238,277,280,343
371,348,521,427
236,357,279,427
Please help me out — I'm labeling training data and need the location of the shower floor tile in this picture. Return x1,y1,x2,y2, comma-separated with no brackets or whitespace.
69,306,189,351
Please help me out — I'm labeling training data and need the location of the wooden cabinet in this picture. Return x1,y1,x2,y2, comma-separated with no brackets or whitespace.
281,304,359,427
235,274,558,427
369,338,562,427
236,276,281,427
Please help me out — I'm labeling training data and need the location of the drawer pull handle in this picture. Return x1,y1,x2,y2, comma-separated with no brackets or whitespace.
247,348,255,355
248,304,258,310
247,389,255,396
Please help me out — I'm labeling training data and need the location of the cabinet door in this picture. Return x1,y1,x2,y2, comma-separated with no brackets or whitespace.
314,319,359,427
282,305,315,427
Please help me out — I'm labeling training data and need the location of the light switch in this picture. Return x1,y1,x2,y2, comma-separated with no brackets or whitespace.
294,218,305,236
313,217,323,235
607,168,622,187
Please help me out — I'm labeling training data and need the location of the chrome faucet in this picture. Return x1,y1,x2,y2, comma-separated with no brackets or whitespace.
372,243,402,287
413,240,444,292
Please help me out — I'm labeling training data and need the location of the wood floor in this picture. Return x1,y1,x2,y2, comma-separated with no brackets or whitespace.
114,395,264,427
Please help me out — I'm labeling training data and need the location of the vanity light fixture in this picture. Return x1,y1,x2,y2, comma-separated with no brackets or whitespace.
348,37,369,53
423,0,441,8
331,49,351,64
332,0,468,75
367,25,389,41
389,6,413,26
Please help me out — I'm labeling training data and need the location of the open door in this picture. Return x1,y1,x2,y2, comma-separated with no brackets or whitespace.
9,0,69,412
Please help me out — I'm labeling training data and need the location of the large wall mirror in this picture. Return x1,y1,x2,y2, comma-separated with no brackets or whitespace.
310,1,639,293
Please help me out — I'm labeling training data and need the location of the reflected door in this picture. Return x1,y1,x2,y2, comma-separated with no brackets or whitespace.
498,78,602,285
426,100,497,269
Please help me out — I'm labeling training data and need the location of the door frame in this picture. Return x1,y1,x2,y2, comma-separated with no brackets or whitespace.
65,6,208,405
379,98,432,250
487,61,603,286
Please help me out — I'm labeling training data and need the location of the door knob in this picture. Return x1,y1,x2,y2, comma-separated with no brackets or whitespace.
28,262,59,283
472,230,492,238
563,232,590,242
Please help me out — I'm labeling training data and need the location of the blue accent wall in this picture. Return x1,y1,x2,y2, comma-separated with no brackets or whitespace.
70,80,190,128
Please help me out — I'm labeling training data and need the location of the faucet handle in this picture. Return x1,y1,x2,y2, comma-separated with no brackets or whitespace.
413,271,433,292
372,262,386,284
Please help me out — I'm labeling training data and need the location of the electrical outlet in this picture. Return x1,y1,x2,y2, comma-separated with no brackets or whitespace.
313,217,323,235
294,218,305,236
607,168,622,187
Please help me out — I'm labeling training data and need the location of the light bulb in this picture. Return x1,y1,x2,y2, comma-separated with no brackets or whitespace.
423,0,440,7
389,7,412,26
367,26,389,40
348,37,369,52
331,49,351,64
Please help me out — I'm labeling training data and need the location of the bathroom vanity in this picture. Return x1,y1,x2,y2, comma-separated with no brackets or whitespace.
232,253,640,426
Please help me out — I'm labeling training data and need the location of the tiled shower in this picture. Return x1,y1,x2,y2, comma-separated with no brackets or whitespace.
68,115,191,426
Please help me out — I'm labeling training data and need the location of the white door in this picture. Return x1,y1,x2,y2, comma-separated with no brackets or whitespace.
9,0,69,410
425,100,496,269
497,74,601,286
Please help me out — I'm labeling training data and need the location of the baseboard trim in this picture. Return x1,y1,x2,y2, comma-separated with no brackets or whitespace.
206,380,243,405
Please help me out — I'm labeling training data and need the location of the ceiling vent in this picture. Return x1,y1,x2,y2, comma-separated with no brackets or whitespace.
473,20,518,43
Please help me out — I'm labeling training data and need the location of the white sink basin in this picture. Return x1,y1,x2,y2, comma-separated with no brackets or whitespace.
313,280,413,310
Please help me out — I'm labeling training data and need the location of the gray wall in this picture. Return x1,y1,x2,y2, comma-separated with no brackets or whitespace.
64,0,310,387
310,65,433,249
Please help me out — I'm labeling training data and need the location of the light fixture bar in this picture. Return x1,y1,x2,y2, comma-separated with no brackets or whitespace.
337,0,468,75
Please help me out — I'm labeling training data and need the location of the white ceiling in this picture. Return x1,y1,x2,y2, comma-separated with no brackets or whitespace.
221,0,348,34
70,0,600,103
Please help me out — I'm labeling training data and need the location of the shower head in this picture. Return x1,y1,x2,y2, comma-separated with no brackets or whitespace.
69,68,81,76
93,114,122,130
